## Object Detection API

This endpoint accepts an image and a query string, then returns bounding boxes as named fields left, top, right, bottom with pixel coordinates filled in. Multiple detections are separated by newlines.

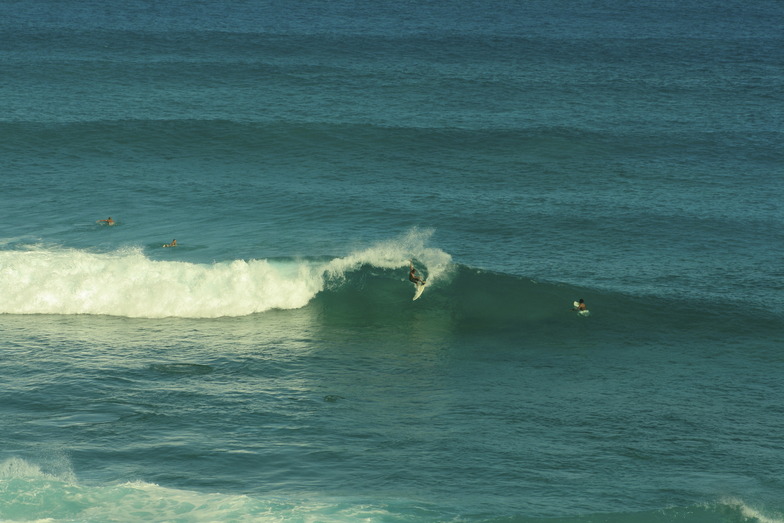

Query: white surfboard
left=413, top=282, right=426, bottom=301
left=573, top=301, right=590, bottom=316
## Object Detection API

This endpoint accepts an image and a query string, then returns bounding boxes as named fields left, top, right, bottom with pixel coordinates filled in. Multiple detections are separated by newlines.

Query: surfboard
left=413, top=281, right=426, bottom=301
left=573, top=301, right=590, bottom=316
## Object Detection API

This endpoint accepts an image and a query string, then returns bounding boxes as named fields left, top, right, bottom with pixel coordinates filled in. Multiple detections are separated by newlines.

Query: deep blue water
left=1, top=0, right=783, bottom=521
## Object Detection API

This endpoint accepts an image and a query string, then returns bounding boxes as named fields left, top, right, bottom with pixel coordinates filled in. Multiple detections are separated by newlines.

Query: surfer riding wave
left=409, top=261, right=425, bottom=286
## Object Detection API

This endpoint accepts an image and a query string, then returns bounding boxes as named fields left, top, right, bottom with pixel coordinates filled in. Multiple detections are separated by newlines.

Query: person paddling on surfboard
left=163, top=239, right=177, bottom=248
left=409, top=261, right=425, bottom=286
left=98, top=217, right=115, bottom=226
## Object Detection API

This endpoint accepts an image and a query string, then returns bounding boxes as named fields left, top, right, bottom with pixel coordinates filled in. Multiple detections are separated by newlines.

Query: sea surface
left=1, top=0, right=783, bottom=521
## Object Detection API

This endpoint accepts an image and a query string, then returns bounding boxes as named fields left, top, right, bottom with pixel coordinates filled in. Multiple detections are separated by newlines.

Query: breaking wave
left=0, top=230, right=452, bottom=319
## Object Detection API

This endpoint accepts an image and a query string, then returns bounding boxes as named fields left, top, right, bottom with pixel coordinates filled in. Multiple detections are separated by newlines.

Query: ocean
left=1, top=0, right=783, bottom=521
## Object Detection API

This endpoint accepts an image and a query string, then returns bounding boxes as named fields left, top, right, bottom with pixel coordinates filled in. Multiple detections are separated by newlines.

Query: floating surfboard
left=573, top=301, right=590, bottom=316
left=413, top=281, right=426, bottom=301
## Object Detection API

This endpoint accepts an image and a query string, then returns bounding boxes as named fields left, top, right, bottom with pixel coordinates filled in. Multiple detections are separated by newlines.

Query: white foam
left=0, top=246, right=320, bottom=318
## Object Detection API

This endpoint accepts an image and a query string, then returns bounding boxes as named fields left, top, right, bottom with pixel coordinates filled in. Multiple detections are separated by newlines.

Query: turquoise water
left=1, top=0, right=783, bottom=521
